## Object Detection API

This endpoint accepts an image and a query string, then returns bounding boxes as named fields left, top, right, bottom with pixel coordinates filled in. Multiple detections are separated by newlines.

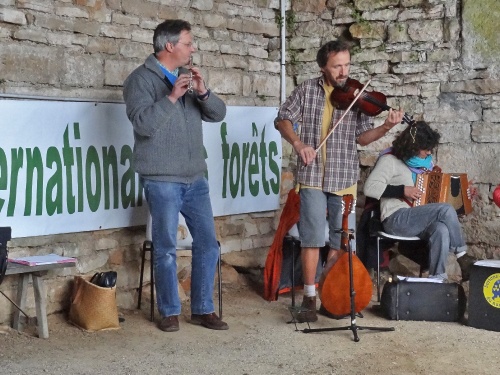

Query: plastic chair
left=375, top=231, right=421, bottom=302
left=137, top=214, right=223, bottom=321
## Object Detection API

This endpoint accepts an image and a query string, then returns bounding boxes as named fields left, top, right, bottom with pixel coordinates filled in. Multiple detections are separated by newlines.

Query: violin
left=318, top=195, right=372, bottom=316
left=330, top=78, right=415, bottom=126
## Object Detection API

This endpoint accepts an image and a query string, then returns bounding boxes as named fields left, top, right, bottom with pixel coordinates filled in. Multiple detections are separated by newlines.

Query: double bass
left=318, top=195, right=373, bottom=316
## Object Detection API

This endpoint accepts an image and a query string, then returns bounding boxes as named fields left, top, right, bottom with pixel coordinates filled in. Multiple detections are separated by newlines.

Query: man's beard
left=336, top=77, right=348, bottom=86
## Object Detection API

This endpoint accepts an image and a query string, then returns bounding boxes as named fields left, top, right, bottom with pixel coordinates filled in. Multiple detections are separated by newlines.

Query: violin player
left=274, top=40, right=404, bottom=323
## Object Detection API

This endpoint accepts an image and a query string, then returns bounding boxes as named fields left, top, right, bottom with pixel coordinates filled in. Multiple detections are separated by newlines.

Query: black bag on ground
left=90, top=271, right=117, bottom=288
left=380, top=279, right=466, bottom=322
left=0, top=227, right=12, bottom=285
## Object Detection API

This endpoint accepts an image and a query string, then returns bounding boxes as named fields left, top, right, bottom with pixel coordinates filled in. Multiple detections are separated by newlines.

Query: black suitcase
left=380, top=279, right=466, bottom=321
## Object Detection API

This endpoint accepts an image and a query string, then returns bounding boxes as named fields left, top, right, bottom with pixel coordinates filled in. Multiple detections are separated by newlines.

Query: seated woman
left=363, top=121, right=476, bottom=281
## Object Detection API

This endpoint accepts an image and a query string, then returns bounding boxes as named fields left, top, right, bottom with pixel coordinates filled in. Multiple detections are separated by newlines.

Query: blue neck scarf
left=405, top=155, right=434, bottom=183
left=155, top=59, right=178, bottom=85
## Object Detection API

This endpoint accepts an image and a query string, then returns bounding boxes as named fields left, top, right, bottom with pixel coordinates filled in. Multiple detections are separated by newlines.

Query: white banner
left=0, top=100, right=281, bottom=238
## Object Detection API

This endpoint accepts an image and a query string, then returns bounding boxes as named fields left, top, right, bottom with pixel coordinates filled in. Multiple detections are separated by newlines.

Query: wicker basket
left=69, top=275, right=120, bottom=331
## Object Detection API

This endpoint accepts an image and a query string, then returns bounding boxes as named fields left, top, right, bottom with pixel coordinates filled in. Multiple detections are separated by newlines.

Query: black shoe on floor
left=296, top=296, right=318, bottom=323
left=457, top=253, right=477, bottom=281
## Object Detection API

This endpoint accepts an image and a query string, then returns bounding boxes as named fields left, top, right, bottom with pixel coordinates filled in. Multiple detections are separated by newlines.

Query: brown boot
left=296, top=296, right=318, bottom=323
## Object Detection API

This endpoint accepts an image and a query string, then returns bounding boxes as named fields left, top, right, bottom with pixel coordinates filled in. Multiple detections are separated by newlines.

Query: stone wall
left=1, top=0, right=500, bottom=323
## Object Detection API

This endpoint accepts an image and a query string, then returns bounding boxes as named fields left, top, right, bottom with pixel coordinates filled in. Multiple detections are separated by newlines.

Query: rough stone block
left=104, top=59, right=141, bottom=86
left=120, top=42, right=151, bottom=59
left=122, top=0, right=159, bottom=18
left=424, top=96, right=481, bottom=123
left=472, top=122, right=500, bottom=143
left=248, top=46, right=268, bottom=59
left=252, top=74, right=280, bottom=97
left=0, top=8, right=27, bottom=25
left=100, top=24, right=132, bottom=40
left=192, top=0, right=214, bottom=11
left=408, top=20, right=443, bottom=42
left=355, top=0, right=399, bottom=11
left=0, top=43, right=62, bottom=84
left=349, top=22, right=386, bottom=40
left=131, top=29, right=153, bottom=44
left=437, top=143, right=500, bottom=184
left=17, top=0, right=53, bottom=13
left=55, top=5, right=89, bottom=19
left=86, top=37, right=119, bottom=54
left=13, top=28, right=48, bottom=43
left=112, top=12, right=139, bottom=26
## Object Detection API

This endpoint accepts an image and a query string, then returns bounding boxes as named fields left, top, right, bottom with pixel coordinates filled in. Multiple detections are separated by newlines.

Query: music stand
left=302, top=228, right=394, bottom=342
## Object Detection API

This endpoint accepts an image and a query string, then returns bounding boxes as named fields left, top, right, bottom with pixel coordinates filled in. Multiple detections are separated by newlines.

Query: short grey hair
left=153, top=19, right=191, bottom=53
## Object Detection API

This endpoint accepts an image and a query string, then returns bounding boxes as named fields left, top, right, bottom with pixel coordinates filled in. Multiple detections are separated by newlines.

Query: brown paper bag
left=69, top=275, right=120, bottom=331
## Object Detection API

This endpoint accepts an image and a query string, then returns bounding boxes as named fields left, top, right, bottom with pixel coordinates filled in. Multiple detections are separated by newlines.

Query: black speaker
left=468, top=261, right=500, bottom=332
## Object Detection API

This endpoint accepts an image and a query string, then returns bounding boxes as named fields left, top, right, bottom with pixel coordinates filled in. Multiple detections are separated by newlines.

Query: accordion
left=414, top=172, right=472, bottom=215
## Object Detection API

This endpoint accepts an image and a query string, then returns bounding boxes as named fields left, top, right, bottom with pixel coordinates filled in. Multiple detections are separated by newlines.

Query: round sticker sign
left=483, top=273, right=500, bottom=309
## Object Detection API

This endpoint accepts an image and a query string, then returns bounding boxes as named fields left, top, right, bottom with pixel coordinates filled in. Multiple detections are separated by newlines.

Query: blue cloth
left=156, top=61, right=178, bottom=85
left=142, top=176, right=219, bottom=317
left=405, top=155, right=434, bottom=183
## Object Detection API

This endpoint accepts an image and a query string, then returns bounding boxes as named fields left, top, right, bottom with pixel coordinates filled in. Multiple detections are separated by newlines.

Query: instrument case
left=380, top=279, right=466, bottom=322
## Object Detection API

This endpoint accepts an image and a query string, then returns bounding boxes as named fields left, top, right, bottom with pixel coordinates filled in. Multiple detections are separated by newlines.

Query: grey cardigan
left=123, top=54, right=226, bottom=182
left=363, top=154, right=414, bottom=221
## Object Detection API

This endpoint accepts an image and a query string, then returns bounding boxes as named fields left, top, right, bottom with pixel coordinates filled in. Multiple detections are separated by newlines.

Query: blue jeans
left=142, top=176, right=219, bottom=317
left=383, top=203, right=467, bottom=278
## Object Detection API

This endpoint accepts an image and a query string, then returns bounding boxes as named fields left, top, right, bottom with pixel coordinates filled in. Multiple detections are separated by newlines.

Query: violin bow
left=315, top=78, right=372, bottom=153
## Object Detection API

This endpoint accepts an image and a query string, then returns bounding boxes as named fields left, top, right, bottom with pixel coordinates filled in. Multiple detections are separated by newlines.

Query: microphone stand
left=302, top=225, right=394, bottom=342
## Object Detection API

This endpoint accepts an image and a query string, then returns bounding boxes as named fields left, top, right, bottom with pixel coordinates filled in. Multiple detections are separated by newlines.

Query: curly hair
left=392, top=121, right=440, bottom=161
left=316, top=40, right=352, bottom=68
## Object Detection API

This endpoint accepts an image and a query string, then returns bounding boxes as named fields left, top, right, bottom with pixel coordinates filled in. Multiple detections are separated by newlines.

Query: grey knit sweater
left=123, top=54, right=226, bottom=182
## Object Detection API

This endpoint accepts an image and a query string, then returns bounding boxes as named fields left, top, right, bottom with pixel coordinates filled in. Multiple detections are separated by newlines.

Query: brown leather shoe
left=159, top=315, right=179, bottom=332
left=296, top=296, right=318, bottom=323
left=190, top=313, right=229, bottom=330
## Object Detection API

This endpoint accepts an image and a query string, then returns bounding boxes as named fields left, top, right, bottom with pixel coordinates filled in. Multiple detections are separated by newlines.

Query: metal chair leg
left=138, top=240, right=155, bottom=322
left=377, top=236, right=381, bottom=302
left=137, top=241, right=147, bottom=309
left=217, top=241, right=223, bottom=319
left=149, top=243, right=155, bottom=322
